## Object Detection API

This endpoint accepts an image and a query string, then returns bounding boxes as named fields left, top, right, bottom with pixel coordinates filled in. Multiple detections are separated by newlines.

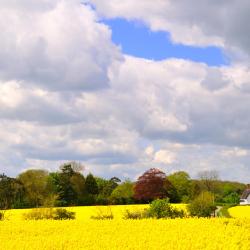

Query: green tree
left=167, top=171, right=192, bottom=202
left=0, top=174, right=24, bottom=209
left=57, top=164, right=78, bottom=206
left=85, top=173, right=98, bottom=195
left=18, top=169, right=50, bottom=207
left=146, top=198, right=185, bottom=219
left=70, top=172, right=86, bottom=204
left=96, top=177, right=120, bottom=197
left=110, top=180, right=134, bottom=204
left=188, top=191, right=216, bottom=217
left=198, top=170, right=219, bottom=193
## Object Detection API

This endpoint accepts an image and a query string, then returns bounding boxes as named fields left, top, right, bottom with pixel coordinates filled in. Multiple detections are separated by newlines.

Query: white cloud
left=1, top=1, right=250, bottom=183
left=154, top=150, right=176, bottom=164
left=0, top=0, right=122, bottom=90
left=201, top=67, right=229, bottom=91
left=221, top=148, right=248, bottom=158
left=1, top=55, right=250, bottom=181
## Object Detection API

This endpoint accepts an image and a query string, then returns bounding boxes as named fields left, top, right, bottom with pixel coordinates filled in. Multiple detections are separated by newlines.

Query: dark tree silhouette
left=0, top=174, right=24, bottom=209
left=85, top=173, right=99, bottom=195
left=134, top=168, right=170, bottom=202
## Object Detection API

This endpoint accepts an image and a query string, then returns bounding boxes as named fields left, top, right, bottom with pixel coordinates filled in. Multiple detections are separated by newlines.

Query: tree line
left=0, top=162, right=247, bottom=209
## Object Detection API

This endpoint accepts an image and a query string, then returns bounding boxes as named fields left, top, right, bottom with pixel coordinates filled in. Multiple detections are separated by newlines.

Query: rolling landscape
left=0, top=0, right=250, bottom=249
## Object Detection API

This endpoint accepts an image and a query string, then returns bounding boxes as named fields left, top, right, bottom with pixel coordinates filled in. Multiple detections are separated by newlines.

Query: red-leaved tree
left=134, top=168, right=171, bottom=202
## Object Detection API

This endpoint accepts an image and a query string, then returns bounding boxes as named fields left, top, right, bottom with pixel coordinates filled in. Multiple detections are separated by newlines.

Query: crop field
left=228, top=206, right=250, bottom=218
left=1, top=205, right=250, bottom=250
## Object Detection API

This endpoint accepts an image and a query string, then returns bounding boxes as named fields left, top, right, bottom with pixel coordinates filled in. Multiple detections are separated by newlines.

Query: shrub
left=23, top=208, right=54, bottom=220
left=91, top=206, right=114, bottom=220
left=123, top=199, right=186, bottom=220
left=23, top=208, right=75, bottom=220
left=123, top=209, right=146, bottom=219
left=146, top=199, right=185, bottom=219
left=53, top=208, right=75, bottom=220
left=188, top=192, right=217, bottom=218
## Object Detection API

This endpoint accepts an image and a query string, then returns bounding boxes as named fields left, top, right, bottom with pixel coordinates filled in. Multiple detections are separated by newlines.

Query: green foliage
left=188, top=192, right=217, bottom=218
left=123, top=209, right=146, bottom=219
left=122, top=199, right=185, bottom=219
left=42, top=194, right=59, bottom=208
left=57, top=165, right=78, bottom=205
left=56, top=163, right=86, bottom=206
left=70, top=173, right=86, bottom=204
left=0, top=167, right=247, bottom=208
left=198, top=170, right=219, bottom=193
left=23, top=208, right=54, bottom=220
left=167, top=171, right=192, bottom=202
left=18, top=169, right=50, bottom=207
left=85, top=174, right=98, bottom=195
left=80, top=194, right=96, bottom=205
left=222, top=192, right=240, bottom=204
left=110, top=180, right=134, bottom=204
left=91, top=207, right=114, bottom=220
left=94, top=177, right=122, bottom=204
left=217, top=204, right=236, bottom=218
left=146, top=199, right=185, bottom=219
left=23, top=208, right=75, bottom=220
left=53, top=208, right=75, bottom=220
left=0, top=174, right=24, bottom=209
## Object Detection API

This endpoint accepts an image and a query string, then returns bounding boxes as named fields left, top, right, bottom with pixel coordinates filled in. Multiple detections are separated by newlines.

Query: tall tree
left=18, top=169, right=49, bottom=207
left=57, top=163, right=79, bottom=206
left=85, top=173, right=99, bottom=195
left=198, top=170, right=219, bottom=193
left=134, top=168, right=170, bottom=202
left=70, top=172, right=86, bottom=203
left=110, top=180, right=134, bottom=204
left=0, top=174, right=24, bottom=209
left=167, top=171, right=192, bottom=202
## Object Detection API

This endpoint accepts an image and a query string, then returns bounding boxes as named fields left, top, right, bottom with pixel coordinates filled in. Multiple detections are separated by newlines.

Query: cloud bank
left=0, top=0, right=250, bottom=183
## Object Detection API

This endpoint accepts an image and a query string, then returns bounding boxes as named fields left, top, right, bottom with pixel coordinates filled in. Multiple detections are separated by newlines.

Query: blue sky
left=104, top=18, right=227, bottom=66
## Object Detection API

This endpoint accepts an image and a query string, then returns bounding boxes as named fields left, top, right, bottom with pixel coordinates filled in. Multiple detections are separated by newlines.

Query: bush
left=188, top=192, right=217, bottom=218
left=123, top=209, right=146, bottom=219
left=53, top=208, right=75, bottom=220
left=146, top=199, right=185, bottom=219
left=23, top=208, right=54, bottom=220
left=91, top=206, right=114, bottom=220
left=23, top=208, right=75, bottom=220
left=122, top=199, right=185, bottom=219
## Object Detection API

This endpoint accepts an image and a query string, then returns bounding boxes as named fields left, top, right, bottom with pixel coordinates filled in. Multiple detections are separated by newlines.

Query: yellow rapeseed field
left=1, top=205, right=250, bottom=250
left=228, top=206, right=250, bottom=218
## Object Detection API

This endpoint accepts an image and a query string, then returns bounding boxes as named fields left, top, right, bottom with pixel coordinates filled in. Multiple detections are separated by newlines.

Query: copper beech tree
left=134, top=168, right=172, bottom=202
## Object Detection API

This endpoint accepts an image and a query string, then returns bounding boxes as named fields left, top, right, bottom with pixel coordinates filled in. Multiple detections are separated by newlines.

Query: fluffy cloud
left=2, top=55, right=250, bottom=181
left=0, top=0, right=121, bottom=90
left=154, top=150, right=176, bottom=164
left=1, top=1, right=250, bottom=182
left=201, top=68, right=229, bottom=91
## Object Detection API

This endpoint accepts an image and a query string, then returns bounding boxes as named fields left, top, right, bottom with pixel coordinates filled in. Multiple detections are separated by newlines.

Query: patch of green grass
left=218, top=205, right=236, bottom=218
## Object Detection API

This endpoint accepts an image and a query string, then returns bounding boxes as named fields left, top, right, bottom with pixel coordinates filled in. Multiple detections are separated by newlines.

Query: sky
left=0, top=0, right=250, bottom=183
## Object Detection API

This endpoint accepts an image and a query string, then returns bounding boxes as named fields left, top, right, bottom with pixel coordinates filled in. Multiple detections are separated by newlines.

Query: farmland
left=228, top=206, right=250, bottom=219
left=1, top=205, right=250, bottom=250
